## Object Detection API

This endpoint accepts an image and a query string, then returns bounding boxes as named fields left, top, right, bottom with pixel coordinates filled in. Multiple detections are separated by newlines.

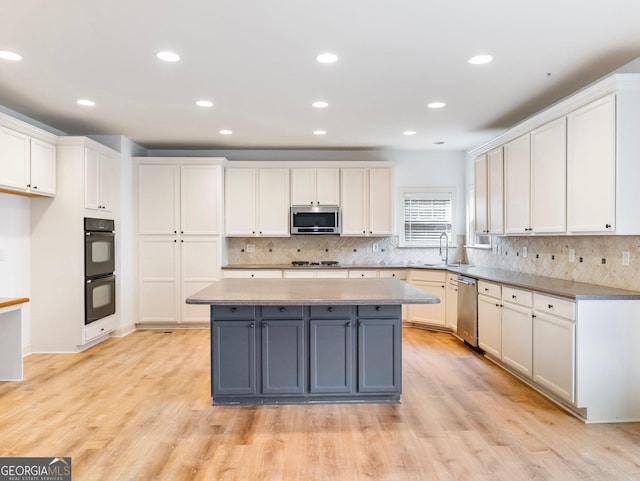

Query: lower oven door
left=85, top=275, right=116, bottom=325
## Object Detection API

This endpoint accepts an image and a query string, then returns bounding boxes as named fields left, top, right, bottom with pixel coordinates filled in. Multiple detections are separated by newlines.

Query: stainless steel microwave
left=290, top=206, right=341, bottom=234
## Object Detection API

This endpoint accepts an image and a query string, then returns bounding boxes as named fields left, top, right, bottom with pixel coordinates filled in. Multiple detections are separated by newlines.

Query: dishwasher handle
left=457, top=277, right=476, bottom=286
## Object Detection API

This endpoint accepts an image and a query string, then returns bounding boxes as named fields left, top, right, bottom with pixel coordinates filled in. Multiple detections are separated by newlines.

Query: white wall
left=0, top=194, right=31, bottom=353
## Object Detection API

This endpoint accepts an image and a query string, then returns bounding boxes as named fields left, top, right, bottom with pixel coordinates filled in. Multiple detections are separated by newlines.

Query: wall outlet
left=522, top=246, right=527, bottom=258
left=372, top=243, right=379, bottom=252
left=569, top=249, right=575, bottom=262
left=246, top=244, right=256, bottom=253
left=622, top=251, right=630, bottom=267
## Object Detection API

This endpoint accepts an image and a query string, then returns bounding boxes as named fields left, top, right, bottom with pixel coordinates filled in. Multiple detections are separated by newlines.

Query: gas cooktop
left=291, top=261, right=340, bottom=267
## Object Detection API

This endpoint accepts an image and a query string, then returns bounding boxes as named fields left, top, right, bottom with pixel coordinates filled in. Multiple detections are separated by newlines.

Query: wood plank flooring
left=1, top=328, right=639, bottom=480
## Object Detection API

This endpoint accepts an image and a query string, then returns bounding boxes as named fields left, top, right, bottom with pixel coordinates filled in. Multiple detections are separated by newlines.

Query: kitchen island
left=187, top=278, right=439, bottom=405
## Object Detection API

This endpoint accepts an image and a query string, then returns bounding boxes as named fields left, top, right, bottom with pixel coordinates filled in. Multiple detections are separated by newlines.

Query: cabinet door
left=0, top=127, right=30, bottom=192
left=138, top=237, right=180, bottom=323
left=501, top=302, right=533, bottom=377
left=257, top=168, right=290, bottom=236
left=99, top=154, right=113, bottom=211
left=408, top=281, right=446, bottom=326
left=290, top=168, right=315, bottom=205
left=261, top=319, right=305, bottom=394
left=181, top=164, right=221, bottom=235
left=474, top=154, right=488, bottom=234
left=181, top=237, right=220, bottom=322
left=340, top=168, right=368, bottom=235
left=310, top=319, right=354, bottom=393
left=504, top=134, right=531, bottom=234
left=531, top=117, right=566, bottom=233
left=358, top=318, right=401, bottom=393
left=446, top=282, right=458, bottom=331
left=487, top=147, right=504, bottom=234
left=567, top=94, right=616, bottom=233
left=30, top=139, right=56, bottom=195
left=533, top=312, right=575, bottom=403
left=224, top=168, right=257, bottom=236
left=212, top=321, right=257, bottom=396
left=138, top=164, right=179, bottom=235
left=368, top=168, right=393, bottom=235
left=478, top=295, right=502, bottom=358
left=84, top=149, right=101, bottom=210
left=315, top=168, right=340, bottom=205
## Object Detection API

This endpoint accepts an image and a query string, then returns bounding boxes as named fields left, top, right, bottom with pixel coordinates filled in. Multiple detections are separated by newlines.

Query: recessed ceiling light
left=468, top=54, right=493, bottom=65
left=196, top=100, right=213, bottom=108
left=428, top=102, right=446, bottom=109
left=313, top=130, right=327, bottom=135
left=157, top=51, right=180, bottom=62
left=434, top=141, right=446, bottom=145
left=312, top=101, right=329, bottom=108
left=316, top=53, right=338, bottom=64
left=0, top=50, right=22, bottom=61
left=76, top=99, right=96, bottom=107
left=403, top=130, right=417, bottom=136
left=219, top=129, right=233, bottom=135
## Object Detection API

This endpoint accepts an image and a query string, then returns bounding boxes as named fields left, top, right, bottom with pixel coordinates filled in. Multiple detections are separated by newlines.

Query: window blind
left=403, top=192, right=452, bottom=245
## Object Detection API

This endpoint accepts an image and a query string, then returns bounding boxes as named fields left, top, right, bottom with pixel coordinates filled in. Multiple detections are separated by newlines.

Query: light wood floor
left=1, top=328, right=639, bottom=481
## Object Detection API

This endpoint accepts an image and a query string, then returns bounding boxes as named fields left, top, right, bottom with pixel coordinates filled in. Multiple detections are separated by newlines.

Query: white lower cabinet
left=407, top=270, right=446, bottom=327
left=477, top=280, right=502, bottom=358
left=501, top=286, right=533, bottom=377
left=223, top=270, right=283, bottom=279
left=138, top=237, right=220, bottom=324
left=445, top=274, right=458, bottom=331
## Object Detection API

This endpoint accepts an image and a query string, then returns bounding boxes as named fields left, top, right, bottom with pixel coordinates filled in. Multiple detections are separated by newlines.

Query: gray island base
left=187, top=278, right=440, bottom=405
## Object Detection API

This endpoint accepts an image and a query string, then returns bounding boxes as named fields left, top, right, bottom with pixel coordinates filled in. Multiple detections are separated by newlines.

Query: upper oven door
left=85, top=232, right=115, bottom=278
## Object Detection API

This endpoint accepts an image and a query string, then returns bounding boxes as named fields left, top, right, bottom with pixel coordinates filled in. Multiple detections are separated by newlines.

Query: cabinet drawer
left=478, top=280, right=501, bottom=299
left=211, top=305, right=255, bottom=319
left=261, top=305, right=304, bottom=319
left=502, top=286, right=532, bottom=307
left=348, top=270, right=378, bottom=278
left=378, top=269, right=407, bottom=280
left=310, top=305, right=352, bottom=318
left=358, top=305, right=401, bottom=318
left=533, top=293, right=575, bottom=320
left=408, top=269, right=446, bottom=282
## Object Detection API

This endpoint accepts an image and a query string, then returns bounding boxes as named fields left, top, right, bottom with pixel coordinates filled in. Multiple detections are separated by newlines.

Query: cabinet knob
left=328, top=306, right=334, bottom=312
left=495, top=303, right=500, bottom=307
left=361, top=274, right=365, bottom=277
left=27, top=184, right=31, bottom=188
left=346, top=322, right=351, bottom=327
left=279, top=307, right=286, bottom=312
left=251, top=274, right=254, bottom=278
left=548, top=304, right=553, bottom=309
left=484, top=288, right=489, bottom=291
left=605, top=224, right=612, bottom=229
left=249, top=323, right=255, bottom=328
left=375, top=306, right=381, bottom=311
left=263, top=323, right=269, bottom=327
left=512, top=295, right=517, bottom=299
left=392, top=274, right=396, bottom=277
left=230, top=307, right=237, bottom=312
left=33, top=185, right=38, bottom=190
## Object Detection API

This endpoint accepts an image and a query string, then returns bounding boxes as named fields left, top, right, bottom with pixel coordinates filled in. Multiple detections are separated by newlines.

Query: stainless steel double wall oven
left=84, top=217, right=116, bottom=325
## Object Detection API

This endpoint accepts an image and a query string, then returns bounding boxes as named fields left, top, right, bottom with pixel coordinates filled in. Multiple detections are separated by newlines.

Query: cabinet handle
left=375, top=306, right=382, bottom=311
left=532, top=314, right=536, bottom=319
left=249, top=323, right=255, bottom=328
left=605, top=224, right=612, bottom=229
left=346, top=322, right=351, bottom=327
left=279, top=307, right=286, bottom=312
left=230, top=307, right=237, bottom=312
left=328, top=306, right=334, bottom=312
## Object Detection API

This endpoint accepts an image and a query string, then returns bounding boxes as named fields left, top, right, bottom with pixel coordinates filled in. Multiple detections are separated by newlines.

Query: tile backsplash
left=466, top=235, right=640, bottom=291
left=227, top=235, right=466, bottom=266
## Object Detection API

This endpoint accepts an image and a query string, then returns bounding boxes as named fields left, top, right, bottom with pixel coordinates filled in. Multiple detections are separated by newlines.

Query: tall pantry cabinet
left=135, top=158, right=225, bottom=326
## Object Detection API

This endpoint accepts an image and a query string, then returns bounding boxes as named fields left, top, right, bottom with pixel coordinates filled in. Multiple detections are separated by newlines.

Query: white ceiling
left=1, top=0, right=640, bottom=152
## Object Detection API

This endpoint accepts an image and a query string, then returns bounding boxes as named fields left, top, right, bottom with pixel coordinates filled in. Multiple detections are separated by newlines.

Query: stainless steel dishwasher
left=457, top=276, right=479, bottom=348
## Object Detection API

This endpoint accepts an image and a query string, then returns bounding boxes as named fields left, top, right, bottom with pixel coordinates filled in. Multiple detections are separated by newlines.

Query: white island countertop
left=186, top=278, right=440, bottom=306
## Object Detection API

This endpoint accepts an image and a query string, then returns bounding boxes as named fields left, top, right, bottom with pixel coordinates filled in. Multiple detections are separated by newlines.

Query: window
left=401, top=190, right=453, bottom=247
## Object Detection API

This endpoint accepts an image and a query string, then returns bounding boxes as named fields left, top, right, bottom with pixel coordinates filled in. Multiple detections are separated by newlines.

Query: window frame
left=398, top=187, right=456, bottom=248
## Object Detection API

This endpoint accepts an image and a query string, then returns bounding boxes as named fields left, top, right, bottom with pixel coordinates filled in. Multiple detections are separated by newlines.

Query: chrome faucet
left=439, top=232, right=449, bottom=265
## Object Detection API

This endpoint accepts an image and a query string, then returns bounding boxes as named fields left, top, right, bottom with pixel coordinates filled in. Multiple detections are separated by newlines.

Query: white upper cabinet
left=290, top=167, right=340, bottom=206
left=225, top=167, right=290, bottom=237
left=341, top=167, right=393, bottom=236
left=138, top=164, right=180, bottom=235
left=487, top=147, right=504, bottom=234
left=474, top=154, right=488, bottom=234
left=181, top=164, right=221, bottom=235
left=567, top=94, right=616, bottom=233
left=531, top=117, right=567, bottom=233
left=0, top=126, right=56, bottom=196
left=85, top=148, right=113, bottom=211
left=29, top=138, right=56, bottom=195
left=503, top=134, right=531, bottom=234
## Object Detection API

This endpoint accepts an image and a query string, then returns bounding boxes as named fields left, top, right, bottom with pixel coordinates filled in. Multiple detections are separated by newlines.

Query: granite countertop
left=221, top=264, right=640, bottom=300
left=186, top=278, right=441, bottom=306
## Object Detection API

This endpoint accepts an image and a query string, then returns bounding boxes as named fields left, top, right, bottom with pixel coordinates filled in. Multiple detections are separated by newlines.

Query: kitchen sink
left=423, top=263, right=447, bottom=267
left=447, top=263, right=474, bottom=268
